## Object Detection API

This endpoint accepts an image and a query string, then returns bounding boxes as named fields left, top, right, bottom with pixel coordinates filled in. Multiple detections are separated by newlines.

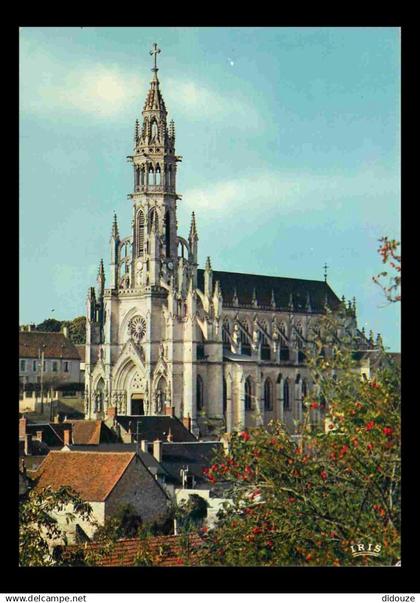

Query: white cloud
left=165, top=77, right=263, bottom=128
left=20, top=40, right=143, bottom=118
left=20, top=38, right=264, bottom=127
left=182, top=168, right=400, bottom=224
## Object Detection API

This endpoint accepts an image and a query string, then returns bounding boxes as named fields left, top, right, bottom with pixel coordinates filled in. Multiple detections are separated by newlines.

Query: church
left=84, top=44, right=366, bottom=437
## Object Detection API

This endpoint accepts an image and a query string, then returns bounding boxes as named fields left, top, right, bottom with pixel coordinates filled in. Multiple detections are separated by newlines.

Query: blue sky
left=19, top=27, right=401, bottom=351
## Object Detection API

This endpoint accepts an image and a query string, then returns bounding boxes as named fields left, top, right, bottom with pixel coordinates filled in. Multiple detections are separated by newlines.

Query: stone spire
left=169, top=119, right=175, bottom=141
left=134, top=119, right=139, bottom=144
left=288, top=292, right=294, bottom=312
left=189, top=211, right=198, bottom=242
left=271, top=289, right=276, bottom=309
left=97, top=258, right=105, bottom=296
left=111, top=212, right=119, bottom=240
left=232, top=287, right=239, bottom=306
left=143, top=43, right=167, bottom=115
left=305, top=291, right=312, bottom=312
left=110, top=213, right=120, bottom=290
left=252, top=288, right=258, bottom=308
left=204, top=257, right=213, bottom=298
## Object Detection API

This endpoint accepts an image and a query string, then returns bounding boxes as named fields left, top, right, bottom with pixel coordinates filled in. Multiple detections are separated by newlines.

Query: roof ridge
left=198, top=268, right=327, bottom=284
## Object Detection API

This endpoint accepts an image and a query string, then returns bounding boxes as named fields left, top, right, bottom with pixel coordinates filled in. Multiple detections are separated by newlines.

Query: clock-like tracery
left=128, top=315, right=147, bottom=342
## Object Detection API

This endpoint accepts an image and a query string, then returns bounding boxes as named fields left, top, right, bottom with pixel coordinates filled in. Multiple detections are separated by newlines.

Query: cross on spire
left=150, top=43, right=161, bottom=73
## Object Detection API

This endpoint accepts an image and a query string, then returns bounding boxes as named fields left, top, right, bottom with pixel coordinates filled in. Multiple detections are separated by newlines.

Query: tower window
left=197, top=375, right=204, bottom=411
left=137, top=210, right=144, bottom=257
left=165, top=211, right=171, bottom=257
left=264, top=378, right=273, bottom=411
left=283, top=378, right=290, bottom=411
left=245, top=376, right=254, bottom=411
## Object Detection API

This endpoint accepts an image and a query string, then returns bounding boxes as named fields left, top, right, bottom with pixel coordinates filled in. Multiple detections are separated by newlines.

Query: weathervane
left=323, top=262, right=328, bottom=283
left=150, top=43, right=161, bottom=73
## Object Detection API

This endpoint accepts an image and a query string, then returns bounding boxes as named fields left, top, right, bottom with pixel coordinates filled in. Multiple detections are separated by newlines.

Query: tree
left=175, top=494, right=208, bottom=532
left=33, top=316, right=86, bottom=344
left=19, top=482, right=94, bottom=567
left=64, top=316, right=86, bottom=344
left=372, top=237, right=401, bottom=303
left=93, top=504, right=143, bottom=542
left=35, top=318, right=62, bottom=332
left=195, top=243, right=401, bottom=567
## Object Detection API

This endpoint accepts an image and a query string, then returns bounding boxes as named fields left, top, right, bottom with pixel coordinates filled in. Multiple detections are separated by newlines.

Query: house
left=158, top=441, right=228, bottom=528
left=19, top=328, right=83, bottom=415
left=33, top=451, right=170, bottom=543
left=19, top=328, right=82, bottom=386
left=75, top=344, right=86, bottom=383
left=60, top=438, right=228, bottom=528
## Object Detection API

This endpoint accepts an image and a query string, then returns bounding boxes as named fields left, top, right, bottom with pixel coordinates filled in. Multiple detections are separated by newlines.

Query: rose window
left=128, top=315, right=147, bottom=342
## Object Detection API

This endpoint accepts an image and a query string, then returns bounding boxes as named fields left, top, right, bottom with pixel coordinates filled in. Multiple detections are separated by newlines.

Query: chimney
left=140, top=439, right=148, bottom=453
left=63, top=429, right=71, bottom=446
left=19, top=417, right=27, bottom=439
left=167, top=428, right=173, bottom=442
left=24, top=433, right=33, bottom=456
left=107, top=406, right=118, bottom=420
left=164, top=404, right=175, bottom=417
left=35, top=430, right=43, bottom=442
left=152, top=439, right=162, bottom=463
left=182, top=414, right=191, bottom=432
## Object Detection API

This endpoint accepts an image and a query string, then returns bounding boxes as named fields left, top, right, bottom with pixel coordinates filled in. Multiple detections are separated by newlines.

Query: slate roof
left=19, top=331, right=81, bottom=360
left=33, top=451, right=135, bottom=502
left=25, top=422, right=73, bottom=447
left=197, top=269, right=341, bottom=312
left=75, top=345, right=86, bottom=363
left=160, top=441, right=222, bottom=485
left=65, top=533, right=203, bottom=566
left=69, top=420, right=117, bottom=445
left=115, top=415, right=197, bottom=442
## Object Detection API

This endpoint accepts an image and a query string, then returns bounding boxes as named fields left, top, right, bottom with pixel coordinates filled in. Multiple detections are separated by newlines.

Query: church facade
left=84, top=45, right=366, bottom=436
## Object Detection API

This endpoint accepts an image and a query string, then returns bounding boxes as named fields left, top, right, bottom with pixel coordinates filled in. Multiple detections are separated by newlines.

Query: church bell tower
left=128, top=43, right=181, bottom=290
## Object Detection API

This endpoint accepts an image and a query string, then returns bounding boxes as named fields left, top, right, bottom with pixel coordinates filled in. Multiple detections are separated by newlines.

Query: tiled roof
left=116, top=415, right=197, bottom=442
left=75, top=345, right=86, bottom=363
left=69, top=420, right=116, bottom=445
left=64, top=444, right=170, bottom=478
left=66, top=533, right=203, bottom=566
left=197, top=269, right=341, bottom=312
left=161, top=441, right=222, bottom=485
left=33, top=451, right=135, bottom=502
left=19, top=331, right=81, bottom=360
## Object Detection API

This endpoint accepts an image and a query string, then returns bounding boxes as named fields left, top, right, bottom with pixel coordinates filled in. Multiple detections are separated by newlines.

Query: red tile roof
left=69, top=421, right=102, bottom=445
left=33, top=451, right=135, bottom=501
left=19, top=331, right=81, bottom=360
left=67, top=534, right=203, bottom=566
